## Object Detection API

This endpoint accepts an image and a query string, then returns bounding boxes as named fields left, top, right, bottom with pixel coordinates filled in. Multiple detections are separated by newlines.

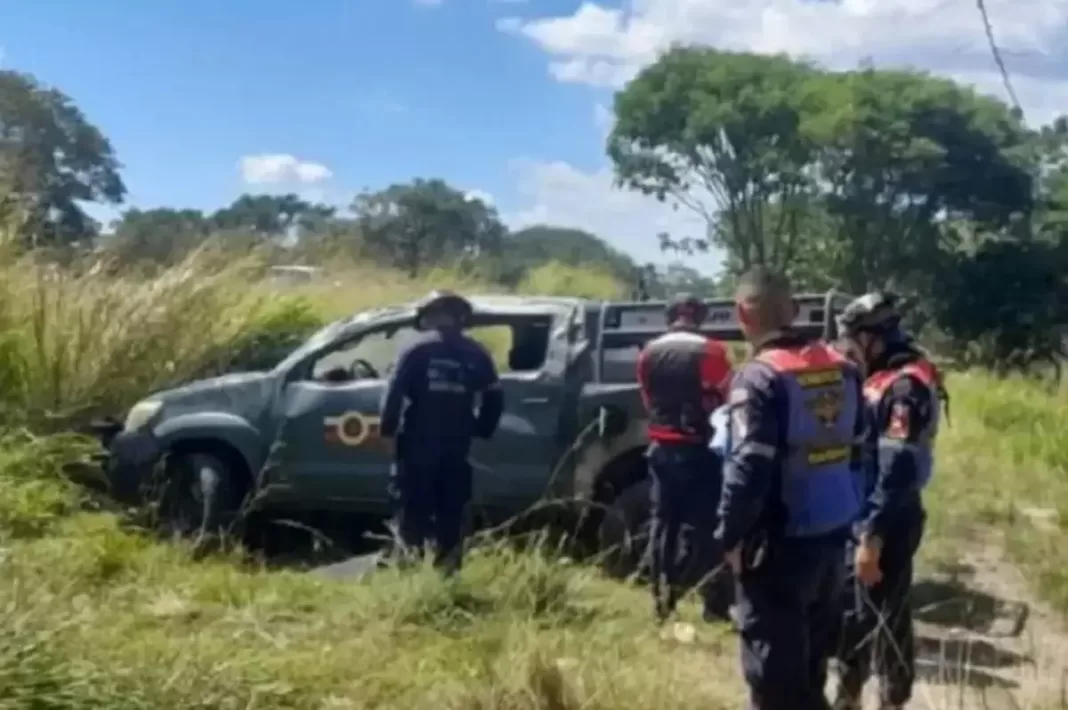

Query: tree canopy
left=608, top=47, right=1066, bottom=364
left=0, top=70, right=125, bottom=246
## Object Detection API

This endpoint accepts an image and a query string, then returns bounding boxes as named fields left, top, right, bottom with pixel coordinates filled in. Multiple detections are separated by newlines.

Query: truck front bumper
left=89, top=421, right=165, bottom=504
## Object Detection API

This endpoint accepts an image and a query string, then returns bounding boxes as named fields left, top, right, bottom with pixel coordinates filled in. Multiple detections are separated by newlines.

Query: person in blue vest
left=832, top=293, right=944, bottom=710
left=379, top=290, right=504, bottom=575
left=717, top=267, right=867, bottom=710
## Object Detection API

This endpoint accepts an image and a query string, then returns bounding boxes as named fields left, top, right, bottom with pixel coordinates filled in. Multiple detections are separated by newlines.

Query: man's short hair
left=734, top=267, right=794, bottom=329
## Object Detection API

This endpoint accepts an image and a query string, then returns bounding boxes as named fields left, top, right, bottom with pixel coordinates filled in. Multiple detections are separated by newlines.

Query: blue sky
left=1, top=0, right=1062, bottom=272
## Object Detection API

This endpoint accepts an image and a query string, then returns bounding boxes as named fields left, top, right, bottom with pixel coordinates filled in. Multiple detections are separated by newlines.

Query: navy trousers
left=735, top=532, right=848, bottom=710
left=836, top=514, right=925, bottom=707
left=389, top=451, right=473, bottom=573
left=647, top=441, right=732, bottom=621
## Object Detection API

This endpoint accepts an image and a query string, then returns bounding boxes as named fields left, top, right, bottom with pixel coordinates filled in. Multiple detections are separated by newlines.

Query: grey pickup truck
left=97, top=291, right=850, bottom=571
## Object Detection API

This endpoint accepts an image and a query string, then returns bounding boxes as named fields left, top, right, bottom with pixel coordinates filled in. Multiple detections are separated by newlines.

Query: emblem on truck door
left=323, top=411, right=381, bottom=447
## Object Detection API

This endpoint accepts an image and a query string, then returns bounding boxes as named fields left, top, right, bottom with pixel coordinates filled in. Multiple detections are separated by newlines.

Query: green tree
left=109, top=208, right=211, bottom=264
left=1031, top=116, right=1068, bottom=238
left=352, top=179, right=505, bottom=277
left=932, top=235, right=1066, bottom=372
left=608, top=47, right=822, bottom=272
left=210, top=193, right=335, bottom=239
left=498, top=225, right=637, bottom=286
left=806, top=68, right=1033, bottom=293
left=608, top=50, right=1035, bottom=299
left=0, top=70, right=125, bottom=247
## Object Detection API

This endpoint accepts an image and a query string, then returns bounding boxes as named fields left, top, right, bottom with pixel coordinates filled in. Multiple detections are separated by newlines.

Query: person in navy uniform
left=717, top=268, right=867, bottom=710
left=379, top=290, right=504, bottom=574
left=636, top=293, right=734, bottom=624
left=832, top=293, right=944, bottom=710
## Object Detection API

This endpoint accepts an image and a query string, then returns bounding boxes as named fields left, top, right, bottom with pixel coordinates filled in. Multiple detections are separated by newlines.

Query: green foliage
left=517, top=261, right=624, bottom=300
left=610, top=47, right=820, bottom=273
left=807, top=67, right=1033, bottom=294
left=106, top=195, right=339, bottom=267
left=212, top=193, right=335, bottom=238
left=638, top=262, right=724, bottom=299
left=932, top=237, right=1066, bottom=369
left=609, top=48, right=1061, bottom=363
left=204, top=298, right=327, bottom=375
left=353, top=179, right=506, bottom=277
left=0, top=70, right=126, bottom=247
left=108, top=208, right=213, bottom=265
left=499, top=225, right=638, bottom=287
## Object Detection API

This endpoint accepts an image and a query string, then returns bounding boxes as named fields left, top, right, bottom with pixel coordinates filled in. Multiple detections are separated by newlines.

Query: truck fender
left=152, top=412, right=264, bottom=475
left=572, top=416, right=648, bottom=500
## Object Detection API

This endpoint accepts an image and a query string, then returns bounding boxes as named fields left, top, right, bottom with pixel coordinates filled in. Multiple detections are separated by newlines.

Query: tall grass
left=0, top=244, right=508, bottom=427
left=927, top=373, right=1068, bottom=612
left=0, top=244, right=1065, bottom=707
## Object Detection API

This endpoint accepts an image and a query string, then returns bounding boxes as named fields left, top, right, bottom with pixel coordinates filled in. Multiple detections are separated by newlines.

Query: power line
left=974, top=0, right=1023, bottom=116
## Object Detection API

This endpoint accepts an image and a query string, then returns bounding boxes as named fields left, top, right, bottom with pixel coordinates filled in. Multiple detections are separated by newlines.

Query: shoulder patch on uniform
left=886, top=401, right=910, bottom=439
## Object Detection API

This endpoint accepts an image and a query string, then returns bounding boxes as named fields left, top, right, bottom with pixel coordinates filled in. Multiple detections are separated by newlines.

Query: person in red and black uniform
left=637, top=293, right=734, bottom=624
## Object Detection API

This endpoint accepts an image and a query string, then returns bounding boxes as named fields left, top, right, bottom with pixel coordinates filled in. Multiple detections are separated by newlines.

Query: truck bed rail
left=590, top=290, right=854, bottom=383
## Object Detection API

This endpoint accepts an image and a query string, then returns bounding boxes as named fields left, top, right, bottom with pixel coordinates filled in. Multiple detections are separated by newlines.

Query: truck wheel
left=158, top=451, right=241, bottom=546
left=598, top=477, right=652, bottom=579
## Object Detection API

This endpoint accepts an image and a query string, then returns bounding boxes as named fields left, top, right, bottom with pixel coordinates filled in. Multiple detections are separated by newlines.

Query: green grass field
left=0, top=246, right=1065, bottom=709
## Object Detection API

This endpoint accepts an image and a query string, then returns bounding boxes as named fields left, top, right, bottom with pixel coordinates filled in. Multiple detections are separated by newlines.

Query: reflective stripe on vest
left=863, top=359, right=939, bottom=491
left=757, top=343, right=862, bottom=538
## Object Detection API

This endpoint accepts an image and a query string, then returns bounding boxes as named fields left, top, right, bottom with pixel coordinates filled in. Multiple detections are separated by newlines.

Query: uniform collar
left=752, top=328, right=811, bottom=354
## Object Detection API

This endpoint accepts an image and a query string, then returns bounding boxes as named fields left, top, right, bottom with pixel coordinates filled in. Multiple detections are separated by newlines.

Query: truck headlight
left=124, top=400, right=162, bottom=432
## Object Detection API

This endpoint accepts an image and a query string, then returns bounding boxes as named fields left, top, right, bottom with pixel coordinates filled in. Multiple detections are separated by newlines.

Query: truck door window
left=310, top=325, right=422, bottom=382
left=468, top=320, right=551, bottom=374
left=308, top=317, right=554, bottom=382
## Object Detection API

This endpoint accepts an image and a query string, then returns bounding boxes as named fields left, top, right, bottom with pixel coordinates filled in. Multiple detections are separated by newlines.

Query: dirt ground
left=847, top=534, right=1068, bottom=709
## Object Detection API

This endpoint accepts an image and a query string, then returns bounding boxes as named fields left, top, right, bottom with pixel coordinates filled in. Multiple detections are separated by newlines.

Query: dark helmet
left=666, top=292, right=708, bottom=325
left=837, top=291, right=903, bottom=337
left=415, top=290, right=474, bottom=330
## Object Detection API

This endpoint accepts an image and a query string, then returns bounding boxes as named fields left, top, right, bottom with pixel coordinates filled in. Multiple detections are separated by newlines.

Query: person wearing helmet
left=717, top=268, right=866, bottom=710
left=831, top=292, right=943, bottom=710
left=636, top=292, right=734, bottom=624
left=379, top=290, right=504, bottom=575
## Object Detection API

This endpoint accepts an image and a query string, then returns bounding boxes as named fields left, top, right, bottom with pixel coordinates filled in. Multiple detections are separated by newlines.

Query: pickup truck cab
left=101, top=292, right=849, bottom=572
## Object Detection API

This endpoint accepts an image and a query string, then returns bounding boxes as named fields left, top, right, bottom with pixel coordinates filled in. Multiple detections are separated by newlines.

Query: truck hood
left=154, top=371, right=277, bottom=419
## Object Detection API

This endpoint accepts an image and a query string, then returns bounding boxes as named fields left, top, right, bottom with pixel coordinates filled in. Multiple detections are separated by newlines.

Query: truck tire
left=598, top=477, right=652, bottom=579
left=158, top=451, right=241, bottom=546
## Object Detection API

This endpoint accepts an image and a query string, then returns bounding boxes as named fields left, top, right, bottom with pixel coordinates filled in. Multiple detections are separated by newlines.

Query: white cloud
left=498, top=0, right=1068, bottom=272
left=502, top=159, right=720, bottom=271
left=500, top=0, right=1068, bottom=116
left=238, top=154, right=333, bottom=186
